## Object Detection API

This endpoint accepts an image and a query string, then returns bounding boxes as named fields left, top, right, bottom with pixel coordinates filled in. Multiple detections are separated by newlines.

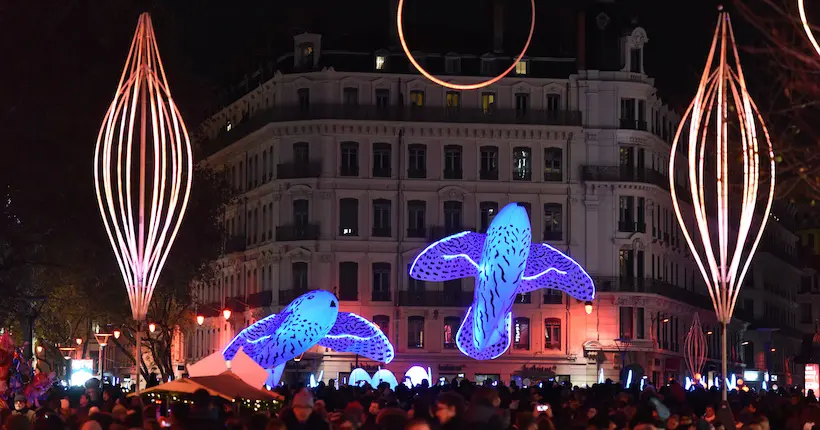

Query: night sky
left=1, top=0, right=730, bottom=198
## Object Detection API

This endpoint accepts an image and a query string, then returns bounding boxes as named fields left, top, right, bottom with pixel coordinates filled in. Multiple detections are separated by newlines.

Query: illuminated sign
left=71, top=359, right=94, bottom=387
left=806, top=364, right=819, bottom=395
left=409, top=203, right=595, bottom=360
left=743, top=370, right=760, bottom=382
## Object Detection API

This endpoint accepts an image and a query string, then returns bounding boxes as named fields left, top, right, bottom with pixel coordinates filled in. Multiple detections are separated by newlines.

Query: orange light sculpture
left=93, top=13, right=194, bottom=394
left=669, top=9, right=775, bottom=400
left=396, top=0, right=535, bottom=90
left=684, top=313, right=708, bottom=386
left=799, top=0, right=820, bottom=56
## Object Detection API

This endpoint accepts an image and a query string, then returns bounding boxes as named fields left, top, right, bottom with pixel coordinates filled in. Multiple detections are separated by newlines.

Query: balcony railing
left=275, top=224, right=320, bottom=241
left=582, top=166, right=692, bottom=203
left=277, top=161, right=321, bottom=179
left=429, top=225, right=475, bottom=240
left=619, top=118, right=649, bottom=131
left=480, top=169, right=499, bottom=180
left=407, top=168, right=427, bottom=179
left=246, top=290, right=274, bottom=308
left=407, top=227, right=427, bottom=238
left=543, top=231, right=563, bottom=241
left=398, top=290, right=473, bottom=307
left=544, top=171, right=563, bottom=182
left=340, top=166, right=359, bottom=177
left=371, top=291, right=391, bottom=302
left=279, top=289, right=308, bottom=305
left=202, top=104, right=583, bottom=156
left=225, top=235, right=246, bottom=254
left=443, top=169, right=463, bottom=180
left=372, top=226, right=392, bottom=237
left=618, top=221, right=647, bottom=233
left=372, top=167, right=392, bottom=178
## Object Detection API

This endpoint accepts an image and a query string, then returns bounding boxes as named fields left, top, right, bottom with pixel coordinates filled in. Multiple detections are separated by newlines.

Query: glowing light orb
left=409, top=203, right=594, bottom=360
left=404, top=366, right=432, bottom=387
left=669, top=11, right=774, bottom=401
left=222, top=290, right=393, bottom=386
left=396, top=0, right=535, bottom=90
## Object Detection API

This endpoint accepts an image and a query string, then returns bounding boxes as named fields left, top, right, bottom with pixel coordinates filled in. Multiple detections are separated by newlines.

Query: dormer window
left=481, top=58, right=495, bottom=76
left=226, top=120, right=233, bottom=132
left=630, top=48, right=642, bottom=73
left=298, top=42, right=315, bottom=67
left=623, top=27, right=648, bottom=74
left=409, top=52, right=426, bottom=73
left=515, top=60, right=529, bottom=75
left=376, top=55, right=386, bottom=71
left=445, top=55, right=461, bottom=74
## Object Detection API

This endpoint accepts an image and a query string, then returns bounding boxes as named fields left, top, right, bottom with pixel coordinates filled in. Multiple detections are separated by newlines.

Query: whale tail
left=455, top=306, right=511, bottom=360
left=222, top=332, right=246, bottom=361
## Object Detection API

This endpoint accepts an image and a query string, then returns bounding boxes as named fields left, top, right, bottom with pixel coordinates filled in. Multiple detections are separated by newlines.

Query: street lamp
left=75, top=338, right=83, bottom=346
left=58, top=347, right=75, bottom=360
left=93, top=333, right=113, bottom=389
left=584, top=301, right=593, bottom=315
left=223, top=309, right=232, bottom=321
left=35, top=345, right=43, bottom=355
left=148, top=323, right=156, bottom=333
left=196, top=315, right=205, bottom=326
left=113, top=330, right=121, bottom=340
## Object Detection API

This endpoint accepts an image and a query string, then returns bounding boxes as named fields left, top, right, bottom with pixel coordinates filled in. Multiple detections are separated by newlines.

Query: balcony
left=544, top=171, right=562, bottom=182
left=619, top=118, right=649, bottom=131
left=513, top=170, right=532, bottom=181
left=340, top=166, right=359, bottom=177
left=225, top=235, right=246, bottom=253
left=371, top=291, right=391, bottom=302
left=582, top=166, right=691, bottom=203
left=277, top=161, right=321, bottom=179
left=480, top=169, right=499, bottom=180
left=202, top=104, right=583, bottom=156
left=246, top=290, right=274, bottom=308
left=543, top=230, right=563, bottom=241
left=372, top=226, right=392, bottom=237
left=275, top=224, right=320, bottom=241
left=407, top=168, right=427, bottom=179
left=443, top=169, right=463, bottom=180
left=618, top=221, right=646, bottom=233
left=372, top=167, right=392, bottom=178
left=428, top=225, right=474, bottom=239
left=407, top=227, right=427, bottom=238
left=398, top=290, right=473, bottom=307
left=278, top=289, right=308, bottom=305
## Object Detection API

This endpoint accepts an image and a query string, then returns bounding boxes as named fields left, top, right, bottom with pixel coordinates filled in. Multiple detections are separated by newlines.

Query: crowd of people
left=3, top=377, right=820, bottom=430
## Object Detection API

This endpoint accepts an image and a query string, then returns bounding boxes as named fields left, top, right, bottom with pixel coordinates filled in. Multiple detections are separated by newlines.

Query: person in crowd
left=280, top=389, right=331, bottom=430
left=434, top=392, right=465, bottom=430
left=11, top=395, right=35, bottom=423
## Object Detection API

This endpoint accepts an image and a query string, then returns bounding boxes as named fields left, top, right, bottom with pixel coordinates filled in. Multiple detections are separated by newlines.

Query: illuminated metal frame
left=799, top=0, right=820, bottom=56
left=669, top=9, right=775, bottom=400
left=396, top=0, right=535, bottom=90
left=93, top=13, right=194, bottom=393
left=684, top=313, right=708, bottom=383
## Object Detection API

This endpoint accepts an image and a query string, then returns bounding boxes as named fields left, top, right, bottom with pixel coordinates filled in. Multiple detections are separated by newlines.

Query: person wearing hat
left=280, top=389, right=330, bottom=430
left=11, top=394, right=35, bottom=423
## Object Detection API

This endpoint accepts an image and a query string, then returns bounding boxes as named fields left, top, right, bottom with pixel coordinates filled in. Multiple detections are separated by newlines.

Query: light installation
left=409, top=203, right=595, bottom=360
left=223, top=290, right=394, bottom=386
left=669, top=10, right=776, bottom=401
left=346, top=368, right=399, bottom=390
left=799, top=0, right=820, bottom=57
left=684, top=313, right=707, bottom=386
left=404, top=366, right=432, bottom=388
left=93, top=13, right=194, bottom=393
left=396, top=0, right=535, bottom=90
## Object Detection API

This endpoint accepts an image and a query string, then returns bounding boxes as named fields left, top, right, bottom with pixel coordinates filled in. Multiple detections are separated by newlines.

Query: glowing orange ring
left=396, top=0, right=536, bottom=90
left=799, top=0, right=820, bottom=57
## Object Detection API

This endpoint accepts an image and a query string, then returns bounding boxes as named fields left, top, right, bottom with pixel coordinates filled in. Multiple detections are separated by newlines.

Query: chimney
left=493, top=0, right=504, bottom=53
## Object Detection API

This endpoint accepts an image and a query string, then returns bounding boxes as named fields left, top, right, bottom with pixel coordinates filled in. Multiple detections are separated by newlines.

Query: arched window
left=443, top=317, right=460, bottom=349
left=408, top=316, right=425, bottom=349
left=513, top=317, right=530, bottom=350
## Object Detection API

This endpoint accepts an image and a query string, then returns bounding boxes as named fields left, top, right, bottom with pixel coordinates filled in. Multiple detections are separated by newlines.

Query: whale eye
left=330, top=301, right=337, bottom=308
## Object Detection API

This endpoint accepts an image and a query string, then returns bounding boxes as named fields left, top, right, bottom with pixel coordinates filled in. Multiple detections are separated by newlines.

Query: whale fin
left=409, top=231, right=485, bottom=281
left=222, top=312, right=284, bottom=361
left=517, top=243, right=596, bottom=301
left=455, top=306, right=511, bottom=360
left=266, top=363, right=286, bottom=387
left=317, top=312, right=395, bottom=364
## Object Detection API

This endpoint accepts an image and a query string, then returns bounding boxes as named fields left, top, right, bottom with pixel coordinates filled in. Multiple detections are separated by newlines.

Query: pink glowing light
left=669, top=10, right=775, bottom=400
left=93, top=12, right=194, bottom=323
left=684, top=313, right=708, bottom=383
left=396, top=0, right=535, bottom=90
left=799, top=0, right=820, bottom=57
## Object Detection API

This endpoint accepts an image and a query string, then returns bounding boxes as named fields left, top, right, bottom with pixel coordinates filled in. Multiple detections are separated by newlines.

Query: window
left=801, top=303, right=813, bottom=324
left=620, top=98, right=636, bottom=128
left=226, top=120, right=233, bottom=132
left=407, top=200, right=426, bottom=237
left=543, top=289, right=562, bottom=304
left=543, top=203, right=563, bottom=241
left=375, top=55, right=386, bottom=70
left=294, top=142, right=310, bottom=164
left=515, top=60, right=528, bottom=75
left=630, top=47, right=642, bottom=73
left=338, top=262, right=359, bottom=301
left=444, top=145, right=463, bottom=179
left=545, top=94, right=561, bottom=112
left=410, top=90, right=424, bottom=107
left=339, top=198, right=358, bottom=236
left=297, top=88, right=310, bottom=110
left=408, top=144, right=427, bottom=178
left=479, top=202, right=499, bottom=233
left=619, top=196, right=635, bottom=231
left=481, top=93, right=495, bottom=114
left=372, top=199, right=392, bottom=237
left=446, top=91, right=461, bottom=111
left=619, top=307, right=634, bottom=339
left=408, top=316, right=425, bottom=349
left=513, top=147, right=532, bottom=181
left=443, top=317, right=460, bottom=349
left=513, top=317, right=530, bottom=350
left=636, top=307, right=645, bottom=339
left=293, top=199, right=309, bottom=226
left=292, top=262, right=308, bottom=291
left=544, top=318, right=561, bottom=350
left=372, top=143, right=391, bottom=178
left=480, top=146, right=499, bottom=180
left=372, top=263, right=391, bottom=302
left=637, top=197, right=646, bottom=232
left=376, top=89, right=390, bottom=108
left=343, top=87, right=359, bottom=106
left=515, top=93, right=529, bottom=118
left=619, top=250, right=634, bottom=278
left=544, top=148, right=562, bottom=181
left=443, top=201, right=463, bottom=234
left=481, top=58, right=495, bottom=75
left=445, top=57, right=461, bottom=74
left=373, top=315, right=390, bottom=338
left=340, top=142, right=359, bottom=176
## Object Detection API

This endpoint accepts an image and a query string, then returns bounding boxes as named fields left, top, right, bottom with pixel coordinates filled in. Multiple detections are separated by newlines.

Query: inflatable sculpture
left=409, top=203, right=595, bottom=360
left=223, top=290, right=394, bottom=385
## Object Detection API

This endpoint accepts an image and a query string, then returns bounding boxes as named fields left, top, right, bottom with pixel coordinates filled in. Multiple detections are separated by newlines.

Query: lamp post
left=94, top=333, right=112, bottom=389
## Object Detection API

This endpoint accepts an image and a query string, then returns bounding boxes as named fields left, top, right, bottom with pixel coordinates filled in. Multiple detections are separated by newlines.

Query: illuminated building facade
left=187, top=6, right=805, bottom=387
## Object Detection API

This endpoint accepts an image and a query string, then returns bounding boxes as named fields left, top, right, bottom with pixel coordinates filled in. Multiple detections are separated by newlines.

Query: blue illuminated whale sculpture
left=223, top=290, right=394, bottom=385
left=409, top=202, right=595, bottom=360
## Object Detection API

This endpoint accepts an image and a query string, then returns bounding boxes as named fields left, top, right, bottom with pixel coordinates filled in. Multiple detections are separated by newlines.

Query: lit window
left=515, top=60, right=528, bottom=75
left=376, top=55, right=386, bottom=71
left=410, top=90, right=424, bottom=107
left=446, top=91, right=460, bottom=108
left=481, top=93, right=495, bottom=114
left=226, top=120, right=233, bottom=132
